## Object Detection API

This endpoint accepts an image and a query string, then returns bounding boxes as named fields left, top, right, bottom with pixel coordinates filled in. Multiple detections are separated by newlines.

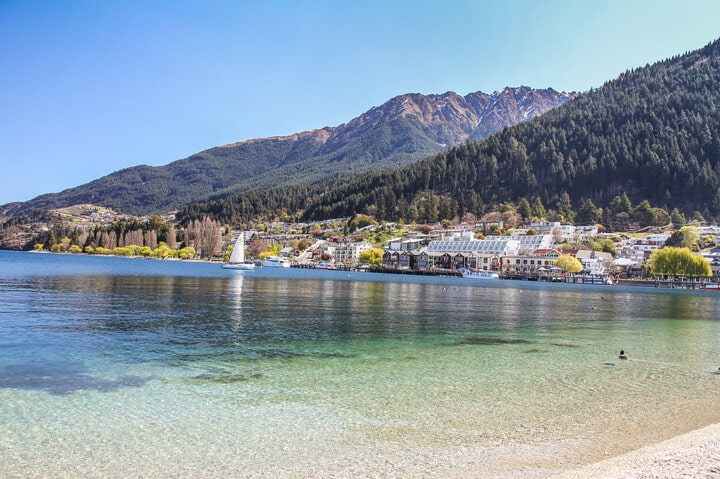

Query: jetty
left=361, top=267, right=463, bottom=278
left=292, top=263, right=462, bottom=277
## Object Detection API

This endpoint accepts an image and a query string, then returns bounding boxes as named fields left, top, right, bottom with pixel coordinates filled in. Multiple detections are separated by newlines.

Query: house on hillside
left=529, top=221, right=577, bottom=239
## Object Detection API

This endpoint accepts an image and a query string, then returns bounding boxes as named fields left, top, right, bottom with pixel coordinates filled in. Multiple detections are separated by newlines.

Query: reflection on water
left=3, top=252, right=720, bottom=375
left=2, top=251, right=720, bottom=477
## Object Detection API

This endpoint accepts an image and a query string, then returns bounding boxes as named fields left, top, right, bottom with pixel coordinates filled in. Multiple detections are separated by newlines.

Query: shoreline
left=550, top=422, right=720, bottom=478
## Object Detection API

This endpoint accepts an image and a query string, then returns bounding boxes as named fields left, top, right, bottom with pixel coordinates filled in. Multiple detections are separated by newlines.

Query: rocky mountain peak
left=471, top=86, right=574, bottom=140
left=329, top=86, right=575, bottom=148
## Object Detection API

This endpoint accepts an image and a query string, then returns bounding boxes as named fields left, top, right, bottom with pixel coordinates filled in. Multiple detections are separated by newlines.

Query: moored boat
left=221, top=232, right=256, bottom=270
left=461, top=269, right=500, bottom=280
left=263, top=256, right=290, bottom=268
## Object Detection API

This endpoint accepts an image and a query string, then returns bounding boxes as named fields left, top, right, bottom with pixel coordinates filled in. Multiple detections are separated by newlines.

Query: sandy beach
left=551, top=423, right=720, bottom=478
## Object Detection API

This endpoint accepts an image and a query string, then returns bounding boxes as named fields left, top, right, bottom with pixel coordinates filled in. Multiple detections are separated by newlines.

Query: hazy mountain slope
left=8, top=130, right=331, bottom=216
left=2, top=87, right=572, bottom=216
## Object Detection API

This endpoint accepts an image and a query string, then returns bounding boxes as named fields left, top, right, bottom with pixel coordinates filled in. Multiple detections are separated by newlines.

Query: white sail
left=222, top=232, right=255, bottom=270
left=228, top=232, right=245, bottom=264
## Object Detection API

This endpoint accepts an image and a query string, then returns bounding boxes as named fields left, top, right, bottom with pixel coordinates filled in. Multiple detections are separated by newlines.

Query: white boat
left=462, top=269, right=500, bottom=280
left=221, top=232, right=256, bottom=270
left=263, top=256, right=290, bottom=268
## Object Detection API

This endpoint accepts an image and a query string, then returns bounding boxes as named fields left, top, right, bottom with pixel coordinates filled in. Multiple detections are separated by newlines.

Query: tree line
left=30, top=215, right=231, bottom=259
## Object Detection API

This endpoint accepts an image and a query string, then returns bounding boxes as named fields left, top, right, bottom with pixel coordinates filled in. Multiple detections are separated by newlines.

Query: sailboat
left=221, top=232, right=256, bottom=270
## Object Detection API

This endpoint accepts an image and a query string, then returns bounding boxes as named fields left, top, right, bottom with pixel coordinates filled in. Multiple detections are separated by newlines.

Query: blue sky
left=1, top=0, right=719, bottom=205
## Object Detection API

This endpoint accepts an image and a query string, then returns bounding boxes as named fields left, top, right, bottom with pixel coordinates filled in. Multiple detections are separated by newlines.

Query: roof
left=427, top=238, right=518, bottom=254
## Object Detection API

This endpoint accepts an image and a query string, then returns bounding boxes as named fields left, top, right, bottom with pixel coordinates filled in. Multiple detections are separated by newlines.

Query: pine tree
left=531, top=197, right=546, bottom=220
left=517, top=198, right=532, bottom=222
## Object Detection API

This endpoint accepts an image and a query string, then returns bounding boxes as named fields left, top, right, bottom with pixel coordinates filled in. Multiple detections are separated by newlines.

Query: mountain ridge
left=296, top=39, right=720, bottom=222
left=1, top=86, right=573, bottom=217
left=177, top=38, right=720, bottom=226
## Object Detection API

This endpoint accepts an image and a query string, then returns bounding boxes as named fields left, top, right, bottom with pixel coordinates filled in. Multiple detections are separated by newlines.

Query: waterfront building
left=501, top=248, right=562, bottom=274
left=386, top=238, right=425, bottom=252
left=383, top=235, right=522, bottom=271
left=426, top=237, right=521, bottom=255
left=331, top=241, right=373, bottom=264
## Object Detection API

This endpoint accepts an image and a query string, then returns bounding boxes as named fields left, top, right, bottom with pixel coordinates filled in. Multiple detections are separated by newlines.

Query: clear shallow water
left=1, top=250, right=720, bottom=478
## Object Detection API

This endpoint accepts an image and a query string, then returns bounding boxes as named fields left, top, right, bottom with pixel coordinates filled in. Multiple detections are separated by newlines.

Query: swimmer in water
left=619, top=350, right=628, bottom=360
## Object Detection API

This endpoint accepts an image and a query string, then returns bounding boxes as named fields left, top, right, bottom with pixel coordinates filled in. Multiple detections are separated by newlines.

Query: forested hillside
left=179, top=39, right=720, bottom=226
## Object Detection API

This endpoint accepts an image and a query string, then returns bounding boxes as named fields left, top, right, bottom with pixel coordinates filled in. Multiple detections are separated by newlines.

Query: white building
left=427, top=237, right=521, bottom=255
left=697, top=226, right=720, bottom=236
left=529, top=221, right=577, bottom=238
left=575, top=225, right=599, bottom=236
left=575, top=250, right=613, bottom=273
left=489, top=234, right=554, bottom=253
left=387, top=238, right=424, bottom=251
left=615, top=246, right=647, bottom=265
left=502, top=249, right=560, bottom=273
left=332, top=241, right=373, bottom=264
left=628, top=234, right=670, bottom=253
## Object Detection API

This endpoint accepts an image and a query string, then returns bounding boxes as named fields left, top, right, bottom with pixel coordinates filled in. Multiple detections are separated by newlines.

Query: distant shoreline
left=13, top=250, right=720, bottom=291
left=27, top=249, right=208, bottom=262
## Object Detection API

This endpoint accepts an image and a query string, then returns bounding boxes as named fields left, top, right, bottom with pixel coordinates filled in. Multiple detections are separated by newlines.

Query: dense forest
left=178, top=39, right=720, bottom=227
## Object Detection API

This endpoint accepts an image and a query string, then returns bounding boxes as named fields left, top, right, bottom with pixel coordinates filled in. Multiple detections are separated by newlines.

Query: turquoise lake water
left=1, top=250, right=720, bottom=478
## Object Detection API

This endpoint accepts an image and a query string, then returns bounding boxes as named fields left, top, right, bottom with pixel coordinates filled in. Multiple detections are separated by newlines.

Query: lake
left=1, top=250, right=719, bottom=478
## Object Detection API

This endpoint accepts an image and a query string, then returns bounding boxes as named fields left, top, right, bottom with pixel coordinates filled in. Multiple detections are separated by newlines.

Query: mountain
left=180, top=38, right=720, bottom=226
left=2, top=87, right=573, bottom=217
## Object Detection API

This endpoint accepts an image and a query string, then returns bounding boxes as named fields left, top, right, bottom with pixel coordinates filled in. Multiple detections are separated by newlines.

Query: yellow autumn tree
left=358, top=247, right=384, bottom=266
left=554, top=254, right=583, bottom=273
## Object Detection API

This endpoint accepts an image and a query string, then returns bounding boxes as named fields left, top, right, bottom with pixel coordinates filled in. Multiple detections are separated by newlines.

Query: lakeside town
left=246, top=218, right=720, bottom=287
left=8, top=203, right=718, bottom=288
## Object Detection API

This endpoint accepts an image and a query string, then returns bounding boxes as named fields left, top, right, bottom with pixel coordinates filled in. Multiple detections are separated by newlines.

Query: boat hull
left=263, top=262, right=290, bottom=268
left=221, top=263, right=256, bottom=270
left=462, top=270, right=500, bottom=280
left=263, top=256, right=290, bottom=268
